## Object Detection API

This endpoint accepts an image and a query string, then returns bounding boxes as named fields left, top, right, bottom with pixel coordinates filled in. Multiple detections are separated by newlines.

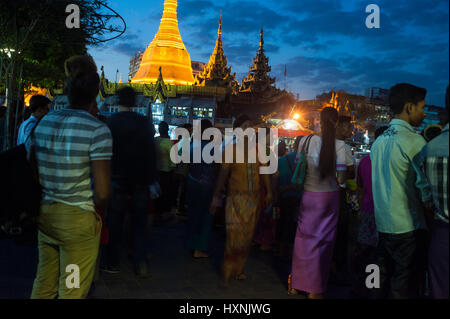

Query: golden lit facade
left=131, top=0, right=195, bottom=85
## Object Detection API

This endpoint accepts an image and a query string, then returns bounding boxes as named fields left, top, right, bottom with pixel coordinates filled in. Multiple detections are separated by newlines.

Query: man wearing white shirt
left=17, top=95, right=50, bottom=150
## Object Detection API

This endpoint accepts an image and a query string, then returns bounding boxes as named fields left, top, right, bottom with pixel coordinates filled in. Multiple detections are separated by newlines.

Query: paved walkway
left=0, top=217, right=350, bottom=299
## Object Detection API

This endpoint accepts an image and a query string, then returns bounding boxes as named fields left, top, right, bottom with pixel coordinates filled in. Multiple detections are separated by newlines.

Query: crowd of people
left=9, top=54, right=448, bottom=300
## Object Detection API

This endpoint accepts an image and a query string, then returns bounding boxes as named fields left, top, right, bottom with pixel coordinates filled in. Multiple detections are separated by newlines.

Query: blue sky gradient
left=89, top=0, right=449, bottom=105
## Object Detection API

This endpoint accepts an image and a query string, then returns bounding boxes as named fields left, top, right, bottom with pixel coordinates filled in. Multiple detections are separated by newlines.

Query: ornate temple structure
left=50, top=2, right=296, bottom=130
left=218, top=28, right=295, bottom=121
left=194, top=17, right=238, bottom=91
left=131, top=0, right=195, bottom=85
left=239, top=29, right=276, bottom=94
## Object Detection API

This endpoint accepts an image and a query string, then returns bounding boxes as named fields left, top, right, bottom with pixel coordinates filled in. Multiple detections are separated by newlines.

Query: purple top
left=357, top=155, right=374, bottom=214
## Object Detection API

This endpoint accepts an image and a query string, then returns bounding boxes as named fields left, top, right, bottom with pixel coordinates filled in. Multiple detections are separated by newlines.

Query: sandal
left=288, top=288, right=299, bottom=296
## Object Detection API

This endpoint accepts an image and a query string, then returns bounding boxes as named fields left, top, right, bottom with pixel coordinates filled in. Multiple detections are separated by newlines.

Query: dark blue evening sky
left=89, top=0, right=449, bottom=106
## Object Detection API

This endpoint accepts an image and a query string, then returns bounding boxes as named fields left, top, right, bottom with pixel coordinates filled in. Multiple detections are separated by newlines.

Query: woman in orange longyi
left=210, top=116, right=272, bottom=288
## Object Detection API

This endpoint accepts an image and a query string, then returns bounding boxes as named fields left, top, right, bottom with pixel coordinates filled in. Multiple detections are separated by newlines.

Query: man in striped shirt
left=413, top=85, right=449, bottom=299
left=30, top=56, right=112, bottom=299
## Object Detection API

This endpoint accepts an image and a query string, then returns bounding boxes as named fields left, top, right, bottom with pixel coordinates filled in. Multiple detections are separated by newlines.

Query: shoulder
left=335, top=139, right=346, bottom=151
left=306, top=134, right=320, bottom=146
left=402, top=132, right=426, bottom=155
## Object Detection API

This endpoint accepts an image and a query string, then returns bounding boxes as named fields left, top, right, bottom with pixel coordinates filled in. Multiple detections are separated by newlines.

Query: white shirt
left=297, top=135, right=347, bottom=192
left=17, top=115, right=38, bottom=151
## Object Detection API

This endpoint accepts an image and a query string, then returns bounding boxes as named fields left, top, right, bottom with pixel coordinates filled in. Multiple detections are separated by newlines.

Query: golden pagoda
left=194, top=16, right=238, bottom=90
left=131, top=0, right=195, bottom=85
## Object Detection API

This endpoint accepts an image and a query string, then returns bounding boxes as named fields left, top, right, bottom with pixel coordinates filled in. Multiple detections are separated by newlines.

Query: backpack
left=0, top=122, right=42, bottom=244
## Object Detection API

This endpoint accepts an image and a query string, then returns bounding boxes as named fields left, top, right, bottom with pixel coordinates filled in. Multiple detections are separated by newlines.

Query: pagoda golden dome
left=131, top=0, right=195, bottom=85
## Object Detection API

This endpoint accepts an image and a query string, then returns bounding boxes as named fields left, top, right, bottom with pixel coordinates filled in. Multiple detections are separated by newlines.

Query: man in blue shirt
left=371, top=83, right=429, bottom=299
left=17, top=95, right=50, bottom=150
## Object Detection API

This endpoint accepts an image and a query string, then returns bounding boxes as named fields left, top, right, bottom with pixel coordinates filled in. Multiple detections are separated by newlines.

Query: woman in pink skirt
left=289, top=107, right=347, bottom=299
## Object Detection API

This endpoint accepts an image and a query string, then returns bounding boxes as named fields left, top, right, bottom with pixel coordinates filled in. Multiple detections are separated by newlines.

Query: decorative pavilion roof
left=240, top=28, right=276, bottom=94
left=194, top=16, right=238, bottom=91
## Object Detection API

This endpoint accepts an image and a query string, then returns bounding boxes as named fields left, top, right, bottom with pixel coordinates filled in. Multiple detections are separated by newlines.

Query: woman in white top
left=289, top=107, right=347, bottom=299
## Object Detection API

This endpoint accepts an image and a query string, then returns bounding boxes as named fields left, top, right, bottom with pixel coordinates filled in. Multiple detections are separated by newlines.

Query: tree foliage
left=0, top=0, right=123, bottom=150
left=0, top=0, right=120, bottom=91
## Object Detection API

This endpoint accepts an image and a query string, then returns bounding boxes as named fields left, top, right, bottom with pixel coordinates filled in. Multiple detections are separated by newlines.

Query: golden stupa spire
left=131, top=0, right=195, bottom=85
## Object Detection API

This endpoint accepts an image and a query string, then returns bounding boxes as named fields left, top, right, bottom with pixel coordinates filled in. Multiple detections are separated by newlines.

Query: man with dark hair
left=17, top=95, right=50, bottom=150
left=31, top=56, right=112, bottom=299
left=371, top=83, right=428, bottom=299
left=413, top=85, right=449, bottom=299
left=102, top=86, right=156, bottom=277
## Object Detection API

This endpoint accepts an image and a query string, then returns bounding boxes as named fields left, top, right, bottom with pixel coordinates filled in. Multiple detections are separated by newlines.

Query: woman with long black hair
left=289, top=107, right=347, bottom=299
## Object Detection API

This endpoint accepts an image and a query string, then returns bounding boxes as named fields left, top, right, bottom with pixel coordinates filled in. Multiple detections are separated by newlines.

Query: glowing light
left=283, top=120, right=301, bottom=131
left=293, top=113, right=300, bottom=120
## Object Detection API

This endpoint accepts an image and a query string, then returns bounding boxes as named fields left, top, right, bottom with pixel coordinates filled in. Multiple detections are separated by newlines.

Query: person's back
left=155, top=135, right=175, bottom=172
left=298, top=135, right=346, bottom=192
left=357, top=155, right=374, bottom=214
left=289, top=107, right=347, bottom=299
left=418, top=124, right=449, bottom=222
left=17, top=95, right=50, bottom=150
left=414, top=86, right=449, bottom=299
left=107, top=111, right=155, bottom=185
left=278, top=152, right=298, bottom=198
left=371, top=122, right=427, bottom=233
left=33, top=109, right=111, bottom=211
left=31, top=55, right=112, bottom=299
left=370, top=83, right=429, bottom=299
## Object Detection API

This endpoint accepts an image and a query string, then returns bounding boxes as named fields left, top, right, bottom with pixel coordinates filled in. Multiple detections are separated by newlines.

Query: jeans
left=374, top=229, right=429, bottom=299
left=105, top=181, right=149, bottom=267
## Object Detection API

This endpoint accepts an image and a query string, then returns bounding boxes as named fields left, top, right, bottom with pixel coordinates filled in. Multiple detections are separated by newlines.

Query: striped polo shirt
left=31, top=108, right=113, bottom=212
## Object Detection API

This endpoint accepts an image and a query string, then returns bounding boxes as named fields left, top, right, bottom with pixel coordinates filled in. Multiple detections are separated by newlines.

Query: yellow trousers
left=31, top=203, right=101, bottom=299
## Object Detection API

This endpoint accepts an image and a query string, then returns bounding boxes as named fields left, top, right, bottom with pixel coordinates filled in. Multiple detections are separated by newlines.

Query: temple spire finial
left=259, top=27, right=264, bottom=49
left=218, top=10, right=222, bottom=38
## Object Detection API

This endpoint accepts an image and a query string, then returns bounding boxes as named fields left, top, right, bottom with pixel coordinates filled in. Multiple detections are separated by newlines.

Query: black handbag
left=0, top=121, right=42, bottom=244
